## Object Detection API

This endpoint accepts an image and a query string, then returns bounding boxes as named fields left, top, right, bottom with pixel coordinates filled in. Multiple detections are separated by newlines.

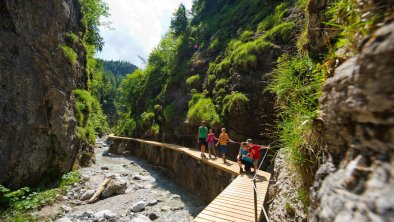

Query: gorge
left=1, top=0, right=393, bottom=221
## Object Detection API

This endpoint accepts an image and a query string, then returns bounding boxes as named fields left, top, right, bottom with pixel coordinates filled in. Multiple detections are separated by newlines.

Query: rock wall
left=310, top=23, right=394, bottom=221
left=0, top=0, right=86, bottom=188
left=268, top=150, right=307, bottom=222
left=108, top=138, right=234, bottom=203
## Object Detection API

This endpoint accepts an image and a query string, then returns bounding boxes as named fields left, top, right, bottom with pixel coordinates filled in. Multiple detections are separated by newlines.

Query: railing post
left=254, top=178, right=257, bottom=222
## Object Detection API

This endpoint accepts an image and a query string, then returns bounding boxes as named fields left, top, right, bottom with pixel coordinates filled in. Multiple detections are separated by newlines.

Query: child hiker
left=197, top=121, right=208, bottom=158
left=207, top=129, right=217, bottom=158
left=246, top=139, right=270, bottom=173
left=216, top=128, right=234, bottom=163
left=237, top=142, right=252, bottom=174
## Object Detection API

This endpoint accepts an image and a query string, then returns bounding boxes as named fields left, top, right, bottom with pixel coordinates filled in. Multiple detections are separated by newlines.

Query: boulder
left=80, top=189, right=95, bottom=201
left=131, top=215, right=151, bottom=222
left=130, top=201, right=146, bottom=212
left=102, top=178, right=127, bottom=198
left=94, top=210, right=115, bottom=220
left=55, top=217, right=73, bottom=222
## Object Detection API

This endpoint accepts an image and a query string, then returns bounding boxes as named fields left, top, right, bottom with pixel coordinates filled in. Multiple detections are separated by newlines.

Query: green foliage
left=118, top=69, right=147, bottom=111
left=114, top=115, right=136, bottom=136
left=74, top=89, right=109, bottom=143
left=185, top=74, right=200, bottom=87
left=268, top=54, right=324, bottom=189
left=221, top=92, right=249, bottom=115
left=102, top=59, right=138, bottom=83
left=0, top=171, right=81, bottom=221
left=187, top=93, right=220, bottom=127
left=151, top=124, right=160, bottom=135
left=141, top=112, right=155, bottom=126
left=80, top=0, right=109, bottom=51
left=163, top=103, right=176, bottom=122
left=285, top=202, right=295, bottom=216
left=59, top=45, right=77, bottom=65
left=325, top=0, right=382, bottom=55
left=257, top=2, right=289, bottom=32
left=171, top=3, right=189, bottom=37
left=65, top=32, right=79, bottom=44
left=59, top=171, right=81, bottom=188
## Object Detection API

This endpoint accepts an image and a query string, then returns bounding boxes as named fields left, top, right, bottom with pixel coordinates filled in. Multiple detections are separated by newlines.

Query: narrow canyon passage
left=38, top=138, right=206, bottom=221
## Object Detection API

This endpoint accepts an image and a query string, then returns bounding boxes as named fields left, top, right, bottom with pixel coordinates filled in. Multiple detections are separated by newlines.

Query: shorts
left=220, top=145, right=227, bottom=154
left=253, top=159, right=259, bottom=166
left=208, top=142, right=215, bottom=150
left=240, top=159, right=252, bottom=170
left=199, top=138, right=207, bottom=147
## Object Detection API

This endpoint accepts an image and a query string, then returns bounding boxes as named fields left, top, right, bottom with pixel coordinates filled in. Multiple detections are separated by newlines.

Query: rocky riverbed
left=36, top=138, right=206, bottom=222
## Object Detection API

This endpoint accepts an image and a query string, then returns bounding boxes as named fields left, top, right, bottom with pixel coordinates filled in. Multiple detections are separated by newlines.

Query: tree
left=170, top=3, right=189, bottom=37
left=80, top=0, right=110, bottom=51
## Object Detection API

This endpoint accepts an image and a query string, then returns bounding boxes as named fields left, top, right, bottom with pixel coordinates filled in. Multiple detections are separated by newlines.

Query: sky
left=96, top=0, right=193, bottom=68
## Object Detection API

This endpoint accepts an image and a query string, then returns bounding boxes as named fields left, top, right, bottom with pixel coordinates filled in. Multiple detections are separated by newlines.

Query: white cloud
left=96, top=0, right=193, bottom=68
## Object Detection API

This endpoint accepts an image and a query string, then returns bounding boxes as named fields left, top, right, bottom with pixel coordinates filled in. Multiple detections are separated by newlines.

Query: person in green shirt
left=197, top=121, right=208, bottom=158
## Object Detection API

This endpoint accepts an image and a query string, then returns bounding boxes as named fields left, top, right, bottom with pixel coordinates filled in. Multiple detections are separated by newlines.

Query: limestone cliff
left=310, top=22, right=394, bottom=222
left=0, top=0, right=86, bottom=188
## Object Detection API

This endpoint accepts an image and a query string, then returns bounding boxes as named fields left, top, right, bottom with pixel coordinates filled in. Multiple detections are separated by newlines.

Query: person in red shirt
left=247, top=139, right=270, bottom=173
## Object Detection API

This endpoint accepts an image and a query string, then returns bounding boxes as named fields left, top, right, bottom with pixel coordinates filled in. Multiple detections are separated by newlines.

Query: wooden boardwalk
left=108, top=135, right=271, bottom=222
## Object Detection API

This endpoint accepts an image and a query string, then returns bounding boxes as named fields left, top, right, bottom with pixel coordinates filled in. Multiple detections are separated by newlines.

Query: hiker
left=216, top=128, right=234, bottom=163
left=237, top=142, right=252, bottom=173
left=246, top=139, right=270, bottom=173
left=197, top=121, right=208, bottom=158
left=207, top=129, right=218, bottom=158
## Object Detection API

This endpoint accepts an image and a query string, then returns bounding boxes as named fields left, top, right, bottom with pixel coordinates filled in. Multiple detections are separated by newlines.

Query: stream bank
left=36, top=138, right=205, bottom=222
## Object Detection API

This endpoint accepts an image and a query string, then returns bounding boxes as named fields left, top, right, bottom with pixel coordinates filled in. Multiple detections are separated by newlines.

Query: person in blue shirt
left=236, top=142, right=252, bottom=173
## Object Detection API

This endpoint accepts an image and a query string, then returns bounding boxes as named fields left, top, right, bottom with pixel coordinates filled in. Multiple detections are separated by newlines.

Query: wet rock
left=102, top=178, right=128, bottom=198
left=146, top=199, right=158, bottom=206
left=101, top=166, right=109, bottom=170
left=172, top=204, right=184, bottom=211
left=148, top=212, right=158, bottom=220
left=60, top=205, right=72, bottom=213
left=95, top=210, right=115, bottom=220
left=80, top=189, right=95, bottom=201
left=82, top=210, right=95, bottom=218
left=104, top=211, right=118, bottom=222
left=55, top=217, right=72, bottom=222
left=170, top=194, right=180, bottom=199
left=133, top=174, right=142, bottom=180
left=130, top=161, right=135, bottom=165
left=131, top=215, right=151, bottom=222
left=122, top=164, right=128, bottom=168
left=130, top=201, right=146, bottom=212
left=160, top=206, right=171, bottom=211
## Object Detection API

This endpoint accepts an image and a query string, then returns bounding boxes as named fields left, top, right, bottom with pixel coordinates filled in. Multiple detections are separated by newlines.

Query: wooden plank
left=207, top=201, right=256, bottom=213
left=196, top=212, right=233, bottom=222
left=193, top=217, right=213, bottom=222
left=208, top=200, right=256, bottom=214
left=203, top=207, right=255, bottom=221
left=204, top=204, right=255, bottom=218
left=200, top=209, right=254, bottom=222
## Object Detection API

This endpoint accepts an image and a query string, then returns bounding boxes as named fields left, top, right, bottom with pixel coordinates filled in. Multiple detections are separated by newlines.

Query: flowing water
left=47, top=138, right=206, bottom=222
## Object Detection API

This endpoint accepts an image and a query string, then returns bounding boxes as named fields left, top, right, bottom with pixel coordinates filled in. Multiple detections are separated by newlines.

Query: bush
left=222, top=92, right=249, bottom=115
left=151, top=124, right=160, bottom=135
left=187, top=94, right=220, bottom=127
left=141, top=112, right=155, bottom=126
left=163, top=103, right=176, bottom=122
left=59, top=45, right=77, bottom=65
left=185, top=74, right=200, bottom=87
